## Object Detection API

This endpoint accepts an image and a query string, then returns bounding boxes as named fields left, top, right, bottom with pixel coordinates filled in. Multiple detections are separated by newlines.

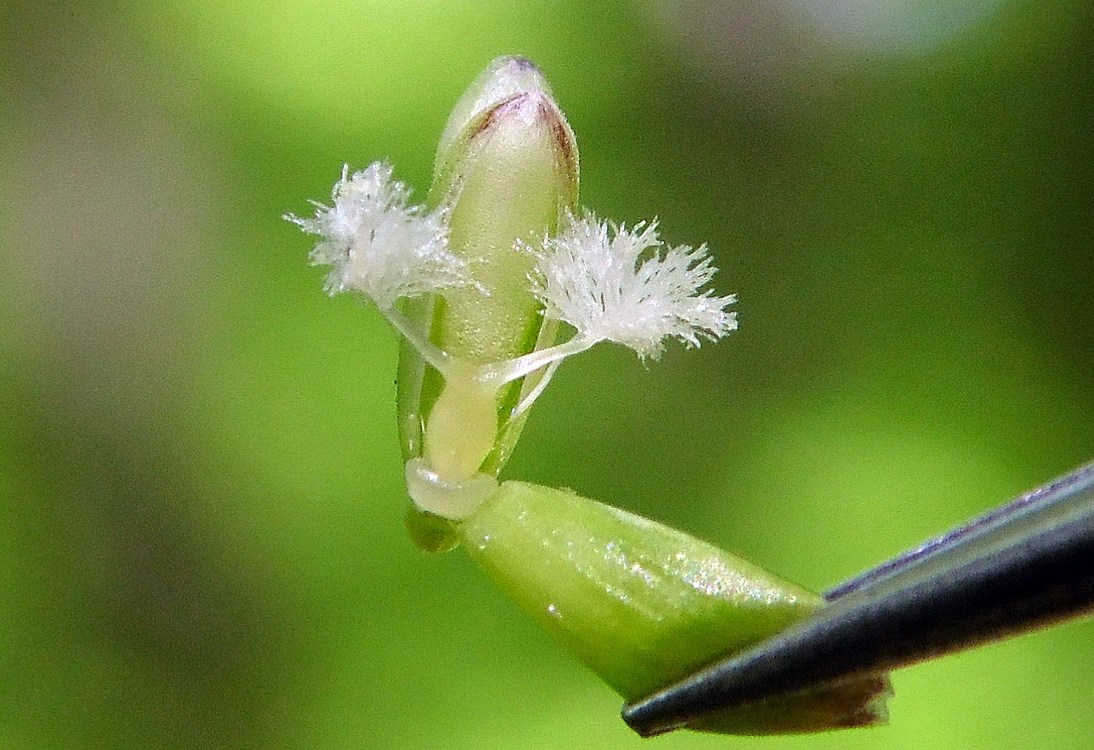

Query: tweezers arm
left=827, top=460, right=1094, bottom=600
left=623, top=460, right=1094, bottom=736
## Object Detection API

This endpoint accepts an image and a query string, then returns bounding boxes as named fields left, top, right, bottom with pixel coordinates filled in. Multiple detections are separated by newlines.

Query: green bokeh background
left=3, top=1, right=1092, bottom=748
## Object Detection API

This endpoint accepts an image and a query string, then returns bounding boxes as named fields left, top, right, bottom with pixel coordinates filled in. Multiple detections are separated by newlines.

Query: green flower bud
left=460, top=481, right=892, bottom=735
left=398, top=57, right=578, bottom=548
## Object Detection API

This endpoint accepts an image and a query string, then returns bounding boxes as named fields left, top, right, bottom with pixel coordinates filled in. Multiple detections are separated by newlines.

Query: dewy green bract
left=290, top=55, right=890, bottom=735
left=461, top=481, right=891, bottom=734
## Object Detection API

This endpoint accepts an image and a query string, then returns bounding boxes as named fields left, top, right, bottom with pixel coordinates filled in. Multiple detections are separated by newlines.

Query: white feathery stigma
left=286, top=162, right=474, bottom=310
left=531, top=215, right=738, bottom=359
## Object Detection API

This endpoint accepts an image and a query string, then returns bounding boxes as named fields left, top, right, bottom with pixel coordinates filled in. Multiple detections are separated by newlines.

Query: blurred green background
left=3, top=1, right=1093, bottom=748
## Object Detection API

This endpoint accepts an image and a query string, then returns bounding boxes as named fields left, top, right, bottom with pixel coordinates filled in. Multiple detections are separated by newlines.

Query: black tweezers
left=624, top=459, right=1094, bottom=736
